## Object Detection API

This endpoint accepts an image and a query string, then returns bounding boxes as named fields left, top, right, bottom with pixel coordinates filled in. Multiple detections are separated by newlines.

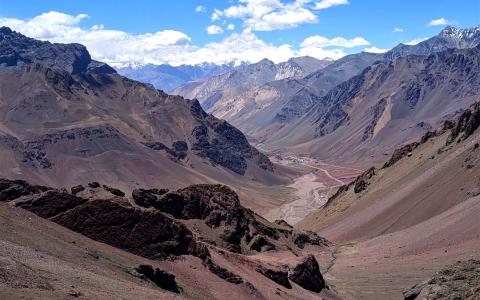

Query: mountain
left=0, top=27, right=116, bottom=75
left=173, top=56, right=333, bottom=139
left=173, top=56, right=332, bottom=109
left=268, top=45, right=480, bottom=164
left=0, top=27, right=293, bottom=212
left=384, top=25, right=480, bottom=60
left=116, top=62, right=237, bottom=92
left=296, top=101, right=480, bottom=298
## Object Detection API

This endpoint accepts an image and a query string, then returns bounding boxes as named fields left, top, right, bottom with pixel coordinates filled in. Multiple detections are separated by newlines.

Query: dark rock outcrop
left=353, top=167, right=376, bottom=193
left=144, top=140, right=188, bottom=160
left=132, top=188, right=169, bottom=208
left=447, top=103, right=480, bottom=144
left=101, top=184, right=125, bottom=197
left=2, top=180, right=204, bottom=260
left=256, top=265, right=291, bottom=289
left=70, top=185, right=85, bottom=195
left=292, top=231, right=330, bottom=249
left=288, top=255, right=325, bottom=293
left=0, top=179, right=51, bottom=202
left=274, top=219, right=293, bottom=229
left=383, top=143, right=420, bottom=168
left=404, top=259, right=480, bottom=300
left=134, top=264, right=179, bottom=293
left=138, top=184, right=278, bottom=254
left=191, top=118, right=274, bottom=175
left=131, top=184, right=329, bottom=255
left=203, top=257, right=244, bottom=284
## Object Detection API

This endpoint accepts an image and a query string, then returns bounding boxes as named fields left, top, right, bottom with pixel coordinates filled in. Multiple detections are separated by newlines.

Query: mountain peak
left=0, top=26, right=13, bottom=36
left=0, top=27, right=115, bottom=75
left=256, top=58, right=275, bottom=65
left=439, top=24, right=480, bottom=40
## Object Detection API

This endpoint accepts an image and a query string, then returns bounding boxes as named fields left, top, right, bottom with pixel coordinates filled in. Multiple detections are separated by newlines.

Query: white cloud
left=0, top=11, right=363, bottom=66
left=206, top=25, right=224, bottom=35
left=314, top=0, right=349, bottom=10
left=404, top=37, right=428, bottom=45
left=428, top=18, right=451, bottom=26
left=211, top=9, right=223, bottom=21
left=393, top=27, right=404, bottom=33
left=364, top=46, right=389, bottom=53
left=195, top=5, right=207, bottom=13
left=297, top=47, right=346, bottom=60
left=301, top=35, right=370, bottom=48
left=213, top=0, right=318, bottom=31
left=227, top=24, right=235, bottom=30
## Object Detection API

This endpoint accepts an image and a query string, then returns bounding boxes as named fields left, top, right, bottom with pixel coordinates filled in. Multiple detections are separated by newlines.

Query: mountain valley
left=0, top=18, right=480, bottom=300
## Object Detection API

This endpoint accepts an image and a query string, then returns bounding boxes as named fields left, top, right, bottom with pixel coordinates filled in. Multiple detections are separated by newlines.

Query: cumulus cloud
left=364, top=46, right=389, bottom=53
left=206, top=25, right=223, bottom=34
left=0, top=11, right=367, bottom=66
left=393, top=27, right=404, bottom=33
left=314, top=0, right=349, bottom=10
left=428, top=18, right=451, bottom=26
left=212, top=0, right=318, bottom=31
left=195, top=5, right=207, bottom=13
left=301, top=35, right=370, bottom=48
left=227, top=24, right=235, bottom=30
left=211, top=9, right=223, bottom=21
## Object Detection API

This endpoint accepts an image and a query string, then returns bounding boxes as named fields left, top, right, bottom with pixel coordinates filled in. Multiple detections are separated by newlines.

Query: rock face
left=0, top=27, right=115, bottom=75
left=0, top=179, right=51, bottom=201
left=256, top=265, right=291, bottom=289
left=132, top=184, right=326, bottom=254
left=448, top=102, right=480, bottom=144
left=404, top=259, right=480, bottom=300
left=288, top=255, right=325, bottom=293
left=191, top=119, right=274, bottom=175
left=280, top=44, right=480, bottom=164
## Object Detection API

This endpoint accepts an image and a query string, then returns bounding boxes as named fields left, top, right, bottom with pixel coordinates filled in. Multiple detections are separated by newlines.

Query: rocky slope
left=403, top=259, right=480, bottom=300
left=173, top=57, right=332, bottom=130
left=384, top=25, right=480, bottom=60
left=0, top=27, right=292, bottom=210
left=175, top=25, right=480, bottom=161
left=0, top=178, right=337, bottom=299
left=271, top=43, right=480, bottom=164
left=296, top=101, right=480, bottom=298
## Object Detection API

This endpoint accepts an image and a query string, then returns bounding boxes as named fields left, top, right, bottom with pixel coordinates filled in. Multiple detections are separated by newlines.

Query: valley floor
left=265, top=154, right=363, bottom=224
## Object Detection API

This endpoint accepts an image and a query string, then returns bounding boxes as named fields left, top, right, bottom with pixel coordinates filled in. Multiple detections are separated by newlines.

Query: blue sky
left=0, top=0, right=478, bottom=66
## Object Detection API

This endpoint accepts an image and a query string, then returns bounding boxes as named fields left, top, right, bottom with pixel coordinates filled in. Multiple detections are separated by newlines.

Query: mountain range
left=116, top=62, right=239, bottom=92
left=175, top=25, right=480, bottom=165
